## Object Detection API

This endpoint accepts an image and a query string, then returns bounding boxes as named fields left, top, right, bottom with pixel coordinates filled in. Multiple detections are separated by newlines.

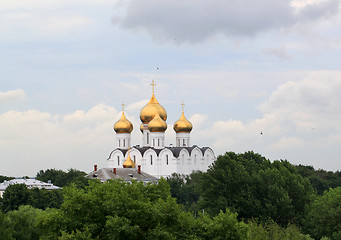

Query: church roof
left=110, top=145, right=213, bottom=158
left=85, top=168, right=158, bottom=183
left=0, top=178, right=60, bottom=191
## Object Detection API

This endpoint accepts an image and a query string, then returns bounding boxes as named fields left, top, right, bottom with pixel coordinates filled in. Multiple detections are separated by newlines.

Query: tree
left=36, top=168, right=88, bottom=187
left=5, top=205, right=43, bottom=240
left=167, top=171, right=203, bottom=212
left=0, top=175, right=14, bottom=183
left=200, top=151, right=314, bottom=226
left=2, top=184, right=30, bottom=213
left=304, top=187, right=341, bottom=239
left=29, top=188, right=63, bottom=209
left=295, top=165, right=341, bottom=195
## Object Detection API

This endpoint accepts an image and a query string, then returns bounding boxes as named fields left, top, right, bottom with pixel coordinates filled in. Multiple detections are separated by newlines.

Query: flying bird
left=260, top=131, right=263, bottom=135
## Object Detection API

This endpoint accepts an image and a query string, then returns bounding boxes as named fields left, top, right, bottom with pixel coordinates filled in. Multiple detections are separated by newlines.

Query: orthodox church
left=107, top=81, right=215, bottom=178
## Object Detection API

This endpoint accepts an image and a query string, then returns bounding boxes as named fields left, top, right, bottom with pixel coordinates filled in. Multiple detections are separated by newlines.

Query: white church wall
left=142, top=149, right=159, bottom=177
left=108, top=150, right=126, bottom=168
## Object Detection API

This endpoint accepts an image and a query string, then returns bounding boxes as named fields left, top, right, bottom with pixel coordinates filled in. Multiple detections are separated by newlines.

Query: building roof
left=110, top=145, right=214, bottom=158
left=0, top=178, right=60, bottom=191
left=85, top=168, right=159, bottom=183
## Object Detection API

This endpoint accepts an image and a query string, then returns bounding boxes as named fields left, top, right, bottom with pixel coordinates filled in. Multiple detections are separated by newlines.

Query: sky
left=1, top=0, right=341, bottom=177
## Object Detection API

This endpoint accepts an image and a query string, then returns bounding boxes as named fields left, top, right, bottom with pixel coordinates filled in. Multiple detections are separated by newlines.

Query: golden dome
left=148, top=113, right=167, bottom=132
left=140, top=93, right=167, bottom=124
left=140, top=123, right=144, bottom=133
left=123, top=153, right=135, bottom=168
left=114, top=112, right=133, bottom=133
left=174, top=112, right=192, bottom=133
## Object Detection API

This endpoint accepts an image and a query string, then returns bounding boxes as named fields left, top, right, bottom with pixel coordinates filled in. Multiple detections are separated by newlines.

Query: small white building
left=0, top=178, right=60, bottom=197
left=106, top=81, right=216, bottom=178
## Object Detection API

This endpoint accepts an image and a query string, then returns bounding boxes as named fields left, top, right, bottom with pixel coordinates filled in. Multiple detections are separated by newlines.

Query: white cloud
left=0, top=104, right=118, bottom=176
left=0, top=89, right=26, bottom=103
left=114, top=0, right=340, bottom=43
left=190, top=72, right=341, bottom=170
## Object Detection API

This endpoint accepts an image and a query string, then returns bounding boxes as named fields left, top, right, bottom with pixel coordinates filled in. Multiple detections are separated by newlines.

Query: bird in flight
left=260, top=131, right=263, bottom=135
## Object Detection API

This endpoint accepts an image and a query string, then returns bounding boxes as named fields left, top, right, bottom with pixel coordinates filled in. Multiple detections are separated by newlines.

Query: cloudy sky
left=1, top=0, right=341, bottom=176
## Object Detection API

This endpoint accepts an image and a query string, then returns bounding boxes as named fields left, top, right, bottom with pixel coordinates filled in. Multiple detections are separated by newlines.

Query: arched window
left=178, top=139, right=180, bottom=146
left=119, top=139, right=121, bottom=147
left=133, top=155, right=136, bottom=163
left=123, top=139, right=125, bottom=147
left=150, top=155, right=153, bottom=165
left=158, top=139, right=160, bottom=146
left=117, top=156, right=120, bottom=166
left=183, top=139, right=185, bottom=146
left=147, top=132, right=149, bottom=144
left=153, top=139, right=155, bottom=146
left=194, top=154, right=197, bottom=165
left=187, top=139, right=189, bottom=146
left=166, top=155, right=169, bottom=165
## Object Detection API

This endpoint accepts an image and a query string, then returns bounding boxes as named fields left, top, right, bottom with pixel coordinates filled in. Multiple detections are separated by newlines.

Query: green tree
left=304, top=187, right=341, bottom=239
left=295, top=165, right=341, bottom=195
left=5, top=205, right=43, bottom=240
left=200, top=151, right=314, bottom=226
left=2, top=184, right=30, bottom=213
left=0, top=175, right=14, bottom=183
left=167, top=171, right=203, bottom=212
left=29, top=188, right=63, bottom=209
left=247, top=221, right=313, bottom=240
left=36, top=168, right=88, bottom=188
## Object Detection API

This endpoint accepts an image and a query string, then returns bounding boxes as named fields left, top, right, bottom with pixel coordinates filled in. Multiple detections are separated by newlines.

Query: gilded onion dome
left=140, top=93, right=167, bottom=123
left=174, top=111, right=192, bottom=133
left=140, top=123, right=144, bottom=133
left=123, top=152, right=135, bottom=168
left=114, top=112, right=133, bottom=133
left=148, top=113, right=167, bottom=132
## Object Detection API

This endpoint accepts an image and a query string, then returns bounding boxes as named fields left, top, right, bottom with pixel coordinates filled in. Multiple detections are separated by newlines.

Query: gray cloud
left=113, top=0, right=340, bottom=43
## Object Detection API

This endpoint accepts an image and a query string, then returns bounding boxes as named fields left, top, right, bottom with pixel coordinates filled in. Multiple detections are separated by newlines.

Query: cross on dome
left=121, top=102, right=125, bottom=112
left=150, top=80, right=156, bottom=94
left=181, top=101, right=185, bottom=112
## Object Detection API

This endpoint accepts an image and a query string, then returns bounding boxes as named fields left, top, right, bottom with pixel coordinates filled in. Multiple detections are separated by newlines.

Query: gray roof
left=0, top=178, right=60, bottom=191
left=110, top=145, right=213, bottom=158
left=85, top=168, right=159, bottom=183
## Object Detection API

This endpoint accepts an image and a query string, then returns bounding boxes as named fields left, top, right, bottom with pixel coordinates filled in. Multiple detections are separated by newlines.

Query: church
left=107, top=81, right=216, bottom=178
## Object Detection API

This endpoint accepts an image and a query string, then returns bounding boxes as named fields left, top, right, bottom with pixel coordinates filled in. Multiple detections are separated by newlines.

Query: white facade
left=108, top=145, right=215, bottom=178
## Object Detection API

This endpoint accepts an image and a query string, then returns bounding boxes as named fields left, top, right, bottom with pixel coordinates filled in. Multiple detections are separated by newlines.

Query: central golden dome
left=140, top=93, right=167, bottom=123
left=174, top=112, right=192, bottom=133
left=148, top=113, right=167, bottom=132
left=114, top=112, right=133, bottom=133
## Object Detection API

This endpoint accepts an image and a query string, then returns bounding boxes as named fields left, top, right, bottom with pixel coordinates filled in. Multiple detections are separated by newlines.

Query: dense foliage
left=36, top=168, right=88, bottom=187
left=295, top=165, right=341, bottom=195
left=1, top=151, right=340, bottom=239
left=1, top=184, right=62, bottom=212
left=0, top=179, right=313, bottom=240
left=304, top=187, right=341, bottom=240
left=0, top=175, right=14, bottom=183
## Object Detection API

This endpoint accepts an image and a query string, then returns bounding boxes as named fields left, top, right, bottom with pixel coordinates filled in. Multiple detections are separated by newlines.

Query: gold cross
left=121, top=102, right=125, bottom=112
left=150, top=80, right=156, bottom=94
left=181, top=101, right=185, bottom=112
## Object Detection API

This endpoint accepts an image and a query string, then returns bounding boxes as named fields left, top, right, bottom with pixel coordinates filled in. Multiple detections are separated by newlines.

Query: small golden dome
left=140, top=123, right=144, bottom=133
left=148, top=113, right=167, bottom=132
left=114, top=112, right=133, bottom=133
left=174, top=112, right=192, bottom=133
left=123, top=153, right=135, bottom=168
left=140, top=93, right=167, bottom=124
